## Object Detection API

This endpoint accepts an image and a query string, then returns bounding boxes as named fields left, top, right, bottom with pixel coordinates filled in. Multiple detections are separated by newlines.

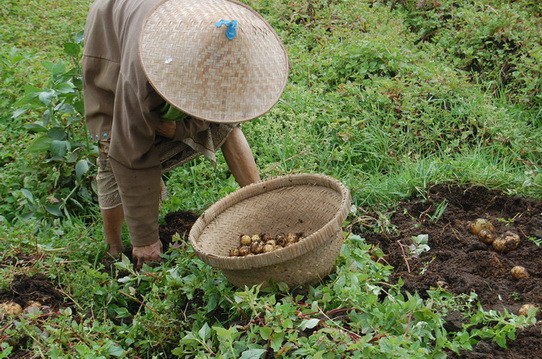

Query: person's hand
left=132, top=240, right=163, bottom=268
left=156, top=121, right=176, bottom=139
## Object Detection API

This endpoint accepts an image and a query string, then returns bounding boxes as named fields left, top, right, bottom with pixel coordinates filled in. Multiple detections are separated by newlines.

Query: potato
left=238, top=246, right=251, bottom=256
left=250, top=241, right=264, bottom=254
left=286, top=232, right=299, bottom=244
left=468, top=218, right=495, bottom=236
left=0, top=301, right=23, bottom=317
left=275, top=235, right=287, bottom=247
left=518, top=304, right=537, bottom=316
left=266, top=239, right=276, bottom=247
left=511, top=265, right=529, bottom=279
left=25, top=301, right=43, bottom=313
left=239, top=234, right=252, bottom=246
left=230, top=231, right=307, bottom=257
left=492, top=231, right=520, bottom=253
left=261, top=233, right=273, bottom=242
left=478, top=229, right=495, bottom=244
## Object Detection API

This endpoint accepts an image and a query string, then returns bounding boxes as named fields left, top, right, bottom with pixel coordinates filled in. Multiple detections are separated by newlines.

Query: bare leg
left=101, top=205, right=124, bottom=256
left=222, top=126, right=260, bottom=187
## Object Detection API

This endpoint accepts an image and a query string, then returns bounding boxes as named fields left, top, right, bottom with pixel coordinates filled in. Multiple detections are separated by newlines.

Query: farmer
left=82, top=0, right=288, bottom=267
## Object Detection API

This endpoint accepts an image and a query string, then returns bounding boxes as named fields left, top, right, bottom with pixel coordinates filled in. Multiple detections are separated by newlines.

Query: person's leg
left=221, top=126, right=261, bottom=187
left=102, top=205, right=124, bottom=256
left=100, top=170, right=167, bottom=258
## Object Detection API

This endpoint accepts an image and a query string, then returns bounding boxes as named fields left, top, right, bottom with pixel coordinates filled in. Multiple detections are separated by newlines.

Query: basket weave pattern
left=140, top=0, right=288, bottom=123
left=189, top=174, right=351, bottom=287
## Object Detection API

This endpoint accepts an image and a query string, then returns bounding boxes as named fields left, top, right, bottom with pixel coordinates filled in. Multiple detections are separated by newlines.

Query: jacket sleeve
left=109, top=157, right=162, bottom=247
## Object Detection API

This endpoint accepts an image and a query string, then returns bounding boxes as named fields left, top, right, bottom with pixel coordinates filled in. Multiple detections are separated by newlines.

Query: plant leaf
left=75, top=159, right=90, bottom=180
left=107, top=343, right=125, bottom=357
left=38, top=90, right=55, bottom=105
left=198, top=323, right=211, bottom=341
left=50, top=140, right=69, bottom=157
left=28, top=135, right=53, bottom=153
left=46, top=203, right=63, bottom=217
left=241, top=349, right=267, bottom=359
left=48, top=127, right=67, bottom=140
left=298, top=318, right=320, bottom=330
left=25, top=122, right=48, bottom=133
left=20, top=189, right=34, bottom=203
left=64, top=42, right=81, bottom=57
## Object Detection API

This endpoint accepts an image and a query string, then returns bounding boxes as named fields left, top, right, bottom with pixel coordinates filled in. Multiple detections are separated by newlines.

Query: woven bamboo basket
left=189, top=174, right=351, bottom=287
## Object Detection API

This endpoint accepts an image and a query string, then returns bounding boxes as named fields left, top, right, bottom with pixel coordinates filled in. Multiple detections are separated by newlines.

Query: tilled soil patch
left=356, top=184, right=542, bottom=358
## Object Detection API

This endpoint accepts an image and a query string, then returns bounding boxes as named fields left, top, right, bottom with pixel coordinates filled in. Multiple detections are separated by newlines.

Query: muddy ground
left=357, top=184, right=542, bottom=358
left=2, top=184, right=541, bottom=357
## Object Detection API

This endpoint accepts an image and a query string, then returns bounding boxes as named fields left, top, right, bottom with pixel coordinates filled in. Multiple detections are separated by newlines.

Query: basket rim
left=188, top=173, right=351, bottom=270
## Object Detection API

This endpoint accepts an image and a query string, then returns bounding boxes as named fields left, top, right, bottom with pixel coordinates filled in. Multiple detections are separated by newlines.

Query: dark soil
left=355, top=183, right=542, bottom=358
left=159, top=210, right=199, bottom=248
left=0, top=273, right=66, bottom=311
left=0, top=274, right=71, bottom=358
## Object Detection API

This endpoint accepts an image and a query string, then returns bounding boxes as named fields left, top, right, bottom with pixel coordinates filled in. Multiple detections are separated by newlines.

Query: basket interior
left=196, top=184, right=343, bottom=257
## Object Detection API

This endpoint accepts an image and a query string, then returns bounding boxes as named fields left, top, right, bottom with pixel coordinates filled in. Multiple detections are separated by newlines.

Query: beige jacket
left=83, top=0, right=230, bottom=246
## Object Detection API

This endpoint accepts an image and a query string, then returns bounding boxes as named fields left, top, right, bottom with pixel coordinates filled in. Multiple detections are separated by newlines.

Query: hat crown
left=140, top=0, right=289, bottom=123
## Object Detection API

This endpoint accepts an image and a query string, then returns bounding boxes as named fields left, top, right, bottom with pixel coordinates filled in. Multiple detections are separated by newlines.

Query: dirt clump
left=0, top=273, right=66, bottom=311
left=159, top=210, right=199, bottom=248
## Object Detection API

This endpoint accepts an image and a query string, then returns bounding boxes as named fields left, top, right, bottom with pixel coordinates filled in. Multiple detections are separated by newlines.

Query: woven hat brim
left=140, top=0, right=289, bottom=123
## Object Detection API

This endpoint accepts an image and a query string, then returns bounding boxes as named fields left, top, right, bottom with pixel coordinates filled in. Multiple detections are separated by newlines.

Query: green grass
left=1, top=0, right=541, bottom=357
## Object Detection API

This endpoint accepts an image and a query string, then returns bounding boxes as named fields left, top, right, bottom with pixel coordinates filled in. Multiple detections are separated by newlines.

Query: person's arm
left=108, top=156, right=162, bottom=265
left=221, top=126, right=260, bottom=187
left=156, top=116, right=210, bottom=141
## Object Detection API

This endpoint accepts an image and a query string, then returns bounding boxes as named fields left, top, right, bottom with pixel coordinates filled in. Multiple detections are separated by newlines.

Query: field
left=1, top=0, right=542, bottom=357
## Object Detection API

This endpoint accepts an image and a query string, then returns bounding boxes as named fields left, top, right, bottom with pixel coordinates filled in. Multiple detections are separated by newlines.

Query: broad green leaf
left=48, top=127, right=67, bottom=140
left=25, top=122, right=48, bottom=133
left=64, top=42, right=81, bottom=57
left=240, top=349, right=266, bottom=359
left=45, top=203, right=63, bottom=217
left=14, top=90, right=41, bottom=107
left=75, top=159, right=90, bottom=180
left=270, top=332, right=284, bottom=352
left=74, top=31, right=84, bottom=43
left=11, top=108, right=27, bottom=119
left=20, top=189, right=34, bottom=202
left=50, top=140, right=69, bottom=157
left=38, top=90, right=56, bottom=105
left=107, top=343, right=125, bottom=357
left=113, top=307, right=131, bottom=319
left=55, top=102, right=75, bottom=114
left=198, top=323, right=211, bottom=341
left=213, top=326, right=239, bottom=342
left=259, top=326, right=272, bottom=340
left=55, top=81, right=75, bottom=94
left=298, top=318, right=320, bottom=330
left=44, top=61, right=66, bottom=75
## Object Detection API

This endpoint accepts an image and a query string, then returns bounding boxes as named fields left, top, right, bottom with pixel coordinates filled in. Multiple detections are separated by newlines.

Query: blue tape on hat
left=215, top=19, right=238, bottom=40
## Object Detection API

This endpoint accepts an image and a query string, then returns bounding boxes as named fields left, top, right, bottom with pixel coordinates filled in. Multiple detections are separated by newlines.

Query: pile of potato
left=468, top=218, right=520, bottom=253
left=468, top=218, right=530, bottom=280
left=229, top=232, right=304, bottom=257
left=468, top=218, right=539, bottom=315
